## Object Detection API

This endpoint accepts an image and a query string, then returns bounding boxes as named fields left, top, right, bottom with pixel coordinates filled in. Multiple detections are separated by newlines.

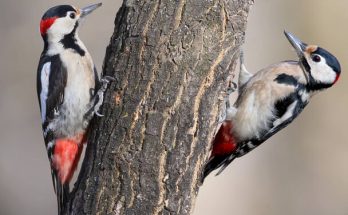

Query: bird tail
left=201, top=154, right=236, bottom=183
left=51, top=169, right=69, bottom=215
left=201, top=121, right=237, bottom=182
left=56, top=180, right=69, bottom=215
left=50, top=137, right=84, bottom=214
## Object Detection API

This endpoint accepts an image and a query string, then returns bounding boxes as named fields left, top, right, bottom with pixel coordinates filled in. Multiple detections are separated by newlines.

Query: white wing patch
left=40, top=62, right=51, bottom=123
left=273, top=101, right=297, bottom=127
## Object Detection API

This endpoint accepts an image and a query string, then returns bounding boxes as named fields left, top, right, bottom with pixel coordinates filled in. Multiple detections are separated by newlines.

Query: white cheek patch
left=309, top=58, right=336, bottom=84
left=40, top=62, right=51, bottom=123
left=47, top=17, right=76, bottom=41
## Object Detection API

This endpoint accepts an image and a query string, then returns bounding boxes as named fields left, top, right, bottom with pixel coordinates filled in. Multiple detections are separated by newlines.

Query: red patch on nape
left=333, top=74, right=340, bottom=85
left=53, top=134, right=85, bottom=184
left=40, top=17, right=58, bottom=36
left=211, top=120, right=237, bottom=157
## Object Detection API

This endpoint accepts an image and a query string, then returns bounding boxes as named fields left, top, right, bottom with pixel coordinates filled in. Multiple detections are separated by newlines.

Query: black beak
left=80, top=3, right=102, bottom=18
left=284, top=31, right=307, bottom=59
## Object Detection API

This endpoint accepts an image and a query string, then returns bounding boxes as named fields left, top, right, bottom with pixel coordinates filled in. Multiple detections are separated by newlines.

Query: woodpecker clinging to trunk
left=202, top=31, right=341, bottom=181
left=37, top=3, right=113, bottom=213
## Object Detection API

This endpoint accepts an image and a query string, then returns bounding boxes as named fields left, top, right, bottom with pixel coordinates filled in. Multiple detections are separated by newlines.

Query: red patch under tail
left=53, top=133, right=85, bottom=184
left=211, top=120, right=237, bottom=157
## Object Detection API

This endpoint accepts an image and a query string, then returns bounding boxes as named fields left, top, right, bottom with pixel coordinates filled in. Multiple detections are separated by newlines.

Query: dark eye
left=312, top=55, right=321, bottom=62
left=70, top=13, right=76, bottom=19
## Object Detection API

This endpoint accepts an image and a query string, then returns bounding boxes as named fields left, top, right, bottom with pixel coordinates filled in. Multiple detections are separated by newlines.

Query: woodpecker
left=37, top=3, right=112, bottom=213
left=202, top=31, right=341, bottom=180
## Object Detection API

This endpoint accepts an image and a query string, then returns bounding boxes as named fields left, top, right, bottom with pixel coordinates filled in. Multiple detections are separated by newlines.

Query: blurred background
left=0, top=0, right=347, bottom=214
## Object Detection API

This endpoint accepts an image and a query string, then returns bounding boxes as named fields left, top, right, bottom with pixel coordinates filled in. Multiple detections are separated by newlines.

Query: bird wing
left=37, top=54, right=67, bottom=135
left=37, top=54, right=67, bottom=193
left=211, top=91, right=308, bottom=178
left=236, top=90, right=308, bottom=157
left=202, top=66, right=309, bottom=180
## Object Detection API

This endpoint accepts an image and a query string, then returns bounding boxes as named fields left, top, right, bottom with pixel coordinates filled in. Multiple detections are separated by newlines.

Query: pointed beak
left=80, top=3, right=102, bottom=18
left=284, top=31, right=307, bottom=58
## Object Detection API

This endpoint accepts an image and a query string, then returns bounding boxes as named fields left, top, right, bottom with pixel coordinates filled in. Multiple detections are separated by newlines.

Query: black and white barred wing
left=237, top=89, right=308, bottom=157
left=37, top=55, right=67, bottom=139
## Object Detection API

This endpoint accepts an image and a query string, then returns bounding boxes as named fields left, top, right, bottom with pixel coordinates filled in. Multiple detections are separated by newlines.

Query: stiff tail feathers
left=50, top=137, right=84, bottom=214
left=51, top=169, right=69, bottom=215
left=201, top=120, right=238, bottom=183
left=215, top=154, right=236, bottom=175
left=201, top=154, right=236, bottom=183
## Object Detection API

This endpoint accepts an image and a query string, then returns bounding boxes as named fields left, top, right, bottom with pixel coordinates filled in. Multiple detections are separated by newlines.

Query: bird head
left=284, top=31, right=341, bottom=89
left=40, top=3, right=102, bottom=42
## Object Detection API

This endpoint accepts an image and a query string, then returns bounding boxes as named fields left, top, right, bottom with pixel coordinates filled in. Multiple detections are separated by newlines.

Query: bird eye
left=312, top=55, right=321, bottom=63
left=69, top=13, right=76, bottom=19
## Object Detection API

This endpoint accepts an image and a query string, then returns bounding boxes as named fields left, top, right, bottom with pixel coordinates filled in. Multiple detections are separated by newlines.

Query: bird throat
left=59, top=23, right=86, bottom=56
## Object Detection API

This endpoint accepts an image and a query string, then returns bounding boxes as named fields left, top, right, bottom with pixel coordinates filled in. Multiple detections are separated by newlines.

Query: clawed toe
left=227, top=81, right=237, bottom=94
left=95, top=111, right=104, bottom=117
left=101, top=76, right=116, bottom=83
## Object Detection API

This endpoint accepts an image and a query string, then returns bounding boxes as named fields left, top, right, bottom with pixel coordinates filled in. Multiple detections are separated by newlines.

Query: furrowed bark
left=67, top=0, right=253, bottom=214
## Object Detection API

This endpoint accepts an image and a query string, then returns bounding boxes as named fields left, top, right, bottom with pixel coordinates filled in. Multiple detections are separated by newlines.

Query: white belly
left=54, top=51, right=95, bottom=137
left=232, top=90, right=275, bottom=141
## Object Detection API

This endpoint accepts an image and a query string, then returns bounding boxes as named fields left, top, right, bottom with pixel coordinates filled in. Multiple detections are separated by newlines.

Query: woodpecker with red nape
left=37, top=3, right=113, bottom=213
left=202, top=31, right=341, bottom=181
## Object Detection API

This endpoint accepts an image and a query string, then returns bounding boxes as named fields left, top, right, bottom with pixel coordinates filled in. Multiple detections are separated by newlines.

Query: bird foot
left=93, top=76, right=115, bottom=117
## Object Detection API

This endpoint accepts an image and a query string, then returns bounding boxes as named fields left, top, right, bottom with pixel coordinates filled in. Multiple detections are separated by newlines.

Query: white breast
left=55, top=50, right=95, bottom=137
left=231, top=63, right=305, bottom=141
left=232, top=86, right=275, bottom=141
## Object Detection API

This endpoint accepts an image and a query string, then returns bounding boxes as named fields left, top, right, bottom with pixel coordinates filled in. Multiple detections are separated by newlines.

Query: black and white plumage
left=202, top=31, right=341, bottom=180
left=36, top=3, right=112, bottom=214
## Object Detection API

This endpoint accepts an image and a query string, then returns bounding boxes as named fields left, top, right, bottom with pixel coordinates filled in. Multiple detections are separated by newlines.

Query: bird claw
left=93, top=91, right=104, bottom=116
left=218, top=117, right=225, bottom=124
left=101, top=76, right=116, bottom=84
left=227, top=81, right=238, bottom=94
left=91, top=76, right=115, bottom=117
left=219, top=81, right=238, bottom=122
left=95, top=111, right=104, bottom=117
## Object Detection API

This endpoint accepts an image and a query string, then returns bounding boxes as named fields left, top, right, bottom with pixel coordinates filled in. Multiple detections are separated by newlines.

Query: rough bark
left=67, top=0, right=253, bottom=214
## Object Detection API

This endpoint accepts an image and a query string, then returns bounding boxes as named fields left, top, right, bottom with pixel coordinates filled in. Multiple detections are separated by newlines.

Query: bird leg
left=83, top=76, right=115, bottom=128
left=224, top=81, right=237, bottom=121
left=238, top=50, right=253, bottom=88
left=219, top=50, right=252, bottom=123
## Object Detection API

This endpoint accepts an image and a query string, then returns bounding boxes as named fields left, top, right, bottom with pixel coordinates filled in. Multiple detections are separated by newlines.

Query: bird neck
left=306, top=77, right=334, bottom=92
left=44, top=33, right=86, bottom=56
left=298, top=59, right=335, bottom=92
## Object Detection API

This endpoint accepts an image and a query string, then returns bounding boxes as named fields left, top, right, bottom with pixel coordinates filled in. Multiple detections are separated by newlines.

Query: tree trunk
left=67, top=0, right=253, bottom=214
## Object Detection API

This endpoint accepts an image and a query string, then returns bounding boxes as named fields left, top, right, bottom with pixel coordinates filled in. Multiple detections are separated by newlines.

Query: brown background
left=0, top=1, right=347, bottom=215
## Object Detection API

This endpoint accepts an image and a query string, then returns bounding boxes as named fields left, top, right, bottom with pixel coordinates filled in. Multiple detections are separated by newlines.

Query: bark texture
left=68, top=0, right=253, bottom=214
